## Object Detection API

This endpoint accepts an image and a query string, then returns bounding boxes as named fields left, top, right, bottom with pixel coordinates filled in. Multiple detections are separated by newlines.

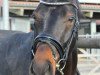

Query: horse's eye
left=68, top=17, right=75, bottom=22
left=33, top=16, right=36, bottom=20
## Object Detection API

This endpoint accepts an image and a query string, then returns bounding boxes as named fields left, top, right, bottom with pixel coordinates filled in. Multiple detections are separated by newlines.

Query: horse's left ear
left=71, top=0, right=85, bottom=19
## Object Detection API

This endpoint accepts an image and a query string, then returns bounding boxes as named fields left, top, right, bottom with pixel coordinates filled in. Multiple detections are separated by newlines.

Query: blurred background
left=0, top=0, right=100, bottom=75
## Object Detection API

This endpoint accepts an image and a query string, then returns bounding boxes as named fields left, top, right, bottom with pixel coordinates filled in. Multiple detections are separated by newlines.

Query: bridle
left=32, top=0, right=79, bottom=75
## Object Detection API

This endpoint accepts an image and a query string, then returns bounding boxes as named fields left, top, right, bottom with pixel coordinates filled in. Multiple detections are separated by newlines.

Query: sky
left=79, top=0, right=100, bottom=3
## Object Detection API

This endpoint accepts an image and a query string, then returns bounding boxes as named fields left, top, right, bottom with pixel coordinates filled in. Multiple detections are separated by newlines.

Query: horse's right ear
left=71, top=0, right=85, bottom=19
left=78, top=9, right=85, bottom=19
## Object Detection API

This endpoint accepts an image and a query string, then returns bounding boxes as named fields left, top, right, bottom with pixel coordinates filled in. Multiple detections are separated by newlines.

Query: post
left=91, top=20, right=96, bottom=35
left=90, top=20, right=97, bottom=56
left=3, top=0, right=9, bottom=30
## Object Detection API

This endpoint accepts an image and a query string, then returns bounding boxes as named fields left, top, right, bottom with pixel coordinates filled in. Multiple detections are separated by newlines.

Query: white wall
left=0, top=17, right=31, bottom=32
left=0, top=18, right=3, bottom=29
left=79, top=0, right=100, bottom=3
left=11, top=18, right=30, bottom=32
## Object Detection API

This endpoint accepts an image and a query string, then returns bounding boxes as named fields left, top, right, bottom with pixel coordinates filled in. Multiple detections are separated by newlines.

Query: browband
left=40, top=0, right=71, bottom=5
left=40, top=0, right=78, bottom=9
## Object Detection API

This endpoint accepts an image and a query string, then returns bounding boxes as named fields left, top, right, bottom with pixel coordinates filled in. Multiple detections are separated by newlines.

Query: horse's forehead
left=37, top=5, right=74, bottom=15
left=36, top=6, right=68, bottom=18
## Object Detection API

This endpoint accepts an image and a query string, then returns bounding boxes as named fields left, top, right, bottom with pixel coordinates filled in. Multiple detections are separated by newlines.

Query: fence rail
left=77, top=35, right=100, bottom=48
left=78, top=48, right=100, bottom=75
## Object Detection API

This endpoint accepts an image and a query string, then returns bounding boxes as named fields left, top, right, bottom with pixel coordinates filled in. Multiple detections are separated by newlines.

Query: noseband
left=32, top=0, right=79, bottom=75
left=33, top=34, right=64, bottom=59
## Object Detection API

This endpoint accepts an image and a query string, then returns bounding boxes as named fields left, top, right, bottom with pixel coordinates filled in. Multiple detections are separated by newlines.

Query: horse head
left=30, top=0, right=81, bottom=75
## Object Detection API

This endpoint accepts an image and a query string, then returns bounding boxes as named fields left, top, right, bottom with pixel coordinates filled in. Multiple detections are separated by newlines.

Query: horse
left=0, top=30, right=34, bottom=75
left=29, top=0, right=82, bottom=75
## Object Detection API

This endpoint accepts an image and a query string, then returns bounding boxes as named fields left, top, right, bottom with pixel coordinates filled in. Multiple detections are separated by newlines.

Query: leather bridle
left=32, top=0, right=79, bottom=75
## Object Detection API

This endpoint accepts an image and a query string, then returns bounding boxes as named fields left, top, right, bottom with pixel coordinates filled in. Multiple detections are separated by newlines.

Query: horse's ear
left=71, top=0, right=85, bottom=19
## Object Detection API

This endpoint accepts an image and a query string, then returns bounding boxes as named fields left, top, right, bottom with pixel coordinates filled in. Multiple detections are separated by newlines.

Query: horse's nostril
left=30, top=64, right=36, bottom=75
left=30, top=66, right=34, bottom=74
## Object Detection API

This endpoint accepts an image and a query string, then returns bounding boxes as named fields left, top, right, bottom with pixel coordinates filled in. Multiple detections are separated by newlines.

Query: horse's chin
left=45, top=66, right=53, bottom=75
left=45, top=70, right=51, bottom=75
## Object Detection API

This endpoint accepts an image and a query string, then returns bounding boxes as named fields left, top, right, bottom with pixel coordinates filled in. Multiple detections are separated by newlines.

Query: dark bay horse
left=0, top=30, right=34, bottom=75
left=30, top=0, right=82, bottom=75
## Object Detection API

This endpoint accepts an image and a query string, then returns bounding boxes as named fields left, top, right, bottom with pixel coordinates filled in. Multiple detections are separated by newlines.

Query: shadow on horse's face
left=30, top=1, right=79, bottom=75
